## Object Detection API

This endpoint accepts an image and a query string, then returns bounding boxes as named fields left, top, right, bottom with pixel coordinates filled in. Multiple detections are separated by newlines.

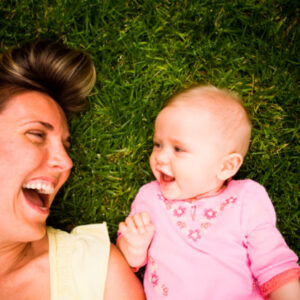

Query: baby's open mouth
left=161, top=172, right=175, bottom=183
left=22, top=182, right=54, bottom=210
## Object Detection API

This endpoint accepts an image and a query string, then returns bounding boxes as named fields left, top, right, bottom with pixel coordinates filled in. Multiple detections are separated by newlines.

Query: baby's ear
left=217, top=153, right=243, bottom=181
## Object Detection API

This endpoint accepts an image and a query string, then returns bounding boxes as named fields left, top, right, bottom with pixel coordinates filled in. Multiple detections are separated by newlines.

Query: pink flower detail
left=220, top=202, right=227, bottom=210
left=151, top=271, right=159, bottom=286
left=162, top=284, right=169, bottom=296
left=225, top=196, right=237, bottom=204
left=173, top=206, right=186, bottom=217
left=149, top=256, right=155, bottom=265
left=157, top=193, right=165, bottom=201
left=177, top=221, right=186, bottom=229
left=204, top=208, right=217, bottom=219
left=200, top=222, right=211, bottom=229
left=158, top=192, right=172, bottom=207
left=165, top=202, right=173, bottom=210
left=164, top=199, right=173, bottom=210
left=188, top=229, right=201, bottom=241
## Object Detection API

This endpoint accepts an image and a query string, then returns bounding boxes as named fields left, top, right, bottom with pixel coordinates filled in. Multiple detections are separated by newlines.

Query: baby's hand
left=119, top=212, right=155, bottom=249
left=118, top=212, right=155, bottom=267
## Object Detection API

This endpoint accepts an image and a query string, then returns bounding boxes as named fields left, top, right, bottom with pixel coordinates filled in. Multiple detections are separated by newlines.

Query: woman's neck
left=0, top=241, right=29, bottom=275
left=0, top=235, right=50, bottom=300
left=0, top=235, right=48, bottom=276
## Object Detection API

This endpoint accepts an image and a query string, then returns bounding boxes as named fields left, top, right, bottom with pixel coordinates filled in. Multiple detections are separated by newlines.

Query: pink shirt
left=129, top=179, right=299, bottom=299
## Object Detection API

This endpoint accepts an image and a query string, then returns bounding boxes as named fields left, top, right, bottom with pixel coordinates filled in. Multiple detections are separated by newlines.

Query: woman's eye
left=26, top=131, right=46, bottom=142
left=64, top=143, right=71, bottom=153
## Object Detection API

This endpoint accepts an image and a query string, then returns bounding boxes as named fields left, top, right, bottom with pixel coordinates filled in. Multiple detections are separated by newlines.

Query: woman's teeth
left=22, top=182, right=54, bottom=194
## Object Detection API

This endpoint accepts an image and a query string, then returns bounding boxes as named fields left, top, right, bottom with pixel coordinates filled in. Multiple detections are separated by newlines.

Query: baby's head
left=150, top=85, right=251, bottom=200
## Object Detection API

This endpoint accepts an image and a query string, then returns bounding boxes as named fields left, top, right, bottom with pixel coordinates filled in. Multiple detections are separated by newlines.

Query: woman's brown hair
left=0, top=40, right=96, bottom=113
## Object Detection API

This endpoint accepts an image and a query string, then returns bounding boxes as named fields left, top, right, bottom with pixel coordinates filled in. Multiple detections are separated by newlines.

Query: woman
left=0, top=40, right=145, bottom=299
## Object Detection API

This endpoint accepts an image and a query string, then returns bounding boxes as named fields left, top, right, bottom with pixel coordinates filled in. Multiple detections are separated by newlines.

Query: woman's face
left=0, top=91, right=73, bottom=243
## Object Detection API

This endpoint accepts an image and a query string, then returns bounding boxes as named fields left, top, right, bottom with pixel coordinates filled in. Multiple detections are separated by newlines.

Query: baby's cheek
left=149, top=157, right=157, bottom=176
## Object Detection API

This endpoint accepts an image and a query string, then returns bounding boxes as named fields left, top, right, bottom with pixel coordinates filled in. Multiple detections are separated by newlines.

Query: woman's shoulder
left=48, top=223, right=110, bottom=300
left=48, top=223, right=110, bottom=251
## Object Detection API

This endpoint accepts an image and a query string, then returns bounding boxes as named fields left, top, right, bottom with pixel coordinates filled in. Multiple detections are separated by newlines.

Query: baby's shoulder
left=138, top=180, right=161, bottom=195
left=229, top=179, right=267, bottom=196
left=229, top=179, right=275, bottom=216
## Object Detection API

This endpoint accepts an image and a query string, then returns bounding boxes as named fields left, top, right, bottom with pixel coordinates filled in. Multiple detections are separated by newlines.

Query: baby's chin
left=161, top=187, right=202, bottom=201
left=155, top=174, right=193, bottom=200
left=160, top=189, right=186, bottom=201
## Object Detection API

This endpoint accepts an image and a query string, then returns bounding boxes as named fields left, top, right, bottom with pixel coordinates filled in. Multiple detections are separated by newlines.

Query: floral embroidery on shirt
left=151, top=271, right=159, bottom=286
left=225, top=196, right=236, bottom=204
left=148, top=255, right=169, bottom=296
left=173, top=206, right=186, bottom=217
left=188, top=229, right=201, bottom=241
left=204, top=208, right=217, bottom=219
left=177, top=221, right=187, bottom=229
left=159, top=192, right=237, bottom=242
left=200, top=222, right=211, bottom=229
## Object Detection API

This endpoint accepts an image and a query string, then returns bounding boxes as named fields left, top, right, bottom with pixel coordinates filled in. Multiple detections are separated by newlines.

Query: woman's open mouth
left=22, top=181, right=54, bottom=213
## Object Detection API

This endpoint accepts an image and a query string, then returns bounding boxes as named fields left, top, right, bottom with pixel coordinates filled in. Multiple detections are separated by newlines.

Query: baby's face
left=149, top=101, right=226, bottom=200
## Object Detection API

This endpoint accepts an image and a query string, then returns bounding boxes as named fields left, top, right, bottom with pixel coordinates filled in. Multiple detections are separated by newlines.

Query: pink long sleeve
left=241, top=181, right=299, bottom=290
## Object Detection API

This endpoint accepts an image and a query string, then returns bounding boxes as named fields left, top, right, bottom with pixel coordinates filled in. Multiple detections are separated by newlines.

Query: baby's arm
left=242, top=181, right=300, bottom=299
left=117, top=212, right=155, bottom=268
left=269, top=278, right=300, bottom=300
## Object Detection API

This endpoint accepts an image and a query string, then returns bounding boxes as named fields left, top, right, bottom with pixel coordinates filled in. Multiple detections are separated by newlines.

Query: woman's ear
left=217, top=153, right=243, bottom=181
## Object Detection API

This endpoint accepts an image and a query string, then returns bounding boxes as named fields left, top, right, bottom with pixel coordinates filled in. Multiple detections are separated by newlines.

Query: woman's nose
left=47, top=145, right=73, bottom=171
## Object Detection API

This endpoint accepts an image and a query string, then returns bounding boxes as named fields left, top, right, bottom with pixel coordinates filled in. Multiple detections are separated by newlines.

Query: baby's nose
left=156, top=149, right=170, bottom=165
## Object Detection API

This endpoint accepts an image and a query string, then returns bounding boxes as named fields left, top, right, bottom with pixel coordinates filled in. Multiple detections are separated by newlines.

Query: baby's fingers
left=119, top=216, right=139, bottom=236
left=118, top=221, right=130, bottom=236
left=124, top=216, right=140, bottom=234
left=132, top=213, right=148, bottom=234
left=140, top=211, right=152, bottom=226
left=145, top=222, right=155, bottom=235
left=139, top=212, right=155, bottom=235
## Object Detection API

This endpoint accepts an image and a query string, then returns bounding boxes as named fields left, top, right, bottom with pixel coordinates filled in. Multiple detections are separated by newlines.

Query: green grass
left=1, top=0, right=299, bottom=255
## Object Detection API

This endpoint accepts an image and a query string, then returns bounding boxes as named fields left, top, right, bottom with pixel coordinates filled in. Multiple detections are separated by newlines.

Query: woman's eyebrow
left=21, top=120, right=54, bottom=129
left=39, top=121, right=54, bottom=130
left=39, top=121, right=71, bottom=144
left=23, top=121, right=70, bottom=142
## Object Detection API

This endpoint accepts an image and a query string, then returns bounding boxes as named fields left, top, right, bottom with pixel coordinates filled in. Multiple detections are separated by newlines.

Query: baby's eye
left=153, top=141, right=161, bottom=148
left=174, top=146, right=184, bottom=153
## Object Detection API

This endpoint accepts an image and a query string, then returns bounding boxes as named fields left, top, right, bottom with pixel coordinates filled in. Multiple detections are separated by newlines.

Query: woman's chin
left=18, top=224, right=47, bottom=243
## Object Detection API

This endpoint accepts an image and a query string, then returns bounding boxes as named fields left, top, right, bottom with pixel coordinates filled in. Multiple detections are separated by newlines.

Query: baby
left=117, top=85, right=300, bottom=299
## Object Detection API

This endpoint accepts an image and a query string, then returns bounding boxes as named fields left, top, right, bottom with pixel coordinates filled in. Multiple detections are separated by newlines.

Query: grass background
left=1, top=0, right=299, bottom=256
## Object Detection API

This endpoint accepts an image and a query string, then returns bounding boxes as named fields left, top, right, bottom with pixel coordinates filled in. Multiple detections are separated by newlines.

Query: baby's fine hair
left=0, top=40, right=96, bottom=113
left=165, top=85, right=247, bottom=112
left=165, top=85, right=252, bottom=157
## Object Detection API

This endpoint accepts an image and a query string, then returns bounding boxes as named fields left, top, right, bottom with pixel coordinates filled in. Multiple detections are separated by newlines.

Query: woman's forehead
left=1, top=91, right=69, bottom=132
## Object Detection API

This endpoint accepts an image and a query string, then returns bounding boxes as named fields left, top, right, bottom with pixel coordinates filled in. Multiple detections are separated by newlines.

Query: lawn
left=1, top=0, right=299, bottom=255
